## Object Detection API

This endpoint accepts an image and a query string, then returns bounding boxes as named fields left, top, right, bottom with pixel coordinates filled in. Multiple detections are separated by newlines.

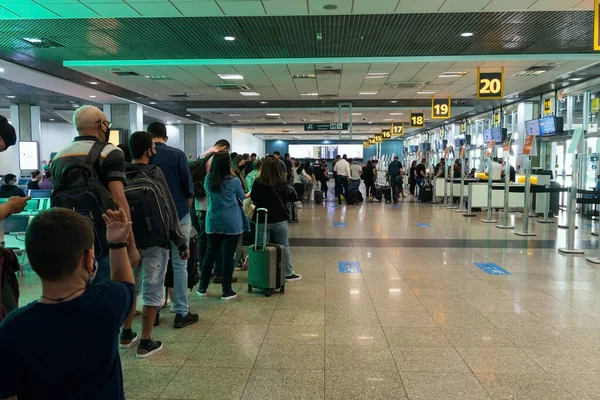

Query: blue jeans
left=171, top=213, right=191, bottom=315
left=267, top=221, right=294, bottom=276
left=416, top=178, right=424, bottom=201
left=133, top=247, right=170, bottom=307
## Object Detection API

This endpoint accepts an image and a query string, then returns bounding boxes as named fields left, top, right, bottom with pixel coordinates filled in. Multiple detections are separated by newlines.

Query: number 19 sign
left=431, top=98, right=451, bottom=119
left=477, top=67, right=504, bottom=100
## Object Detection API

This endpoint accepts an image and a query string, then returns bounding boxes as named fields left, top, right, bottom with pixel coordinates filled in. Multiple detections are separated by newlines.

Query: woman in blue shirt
left=197, top=151, right=249, bottom=301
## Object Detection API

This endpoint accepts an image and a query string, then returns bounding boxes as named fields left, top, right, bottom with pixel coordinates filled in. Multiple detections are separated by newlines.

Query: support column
left=183, top=124, right=202, bottom=159
left=103, top=104, right=134, bottom=138
left=128, top=104, right=143, bottom=135
left=8, top=104, right=41, bottom=174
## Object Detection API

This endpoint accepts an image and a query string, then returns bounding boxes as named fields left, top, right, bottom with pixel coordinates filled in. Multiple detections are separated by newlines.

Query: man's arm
left=0, top=196, right=30, bottom=220
left=102, top=208, right=134, bottom=284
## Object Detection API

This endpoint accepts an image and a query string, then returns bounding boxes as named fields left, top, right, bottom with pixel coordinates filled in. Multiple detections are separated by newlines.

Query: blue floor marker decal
left=390, top=205, right=400, bottom=209
left=333, top=222, right=346, bottom=227
left=339, top=261, right=362, bottom=273
left=416, top=223, right=432, bottom=228
left=474, top=262, right=511, bottom=275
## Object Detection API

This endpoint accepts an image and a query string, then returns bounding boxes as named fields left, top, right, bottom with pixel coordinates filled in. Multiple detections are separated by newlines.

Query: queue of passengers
left=0, top=106, right=301, bottom=399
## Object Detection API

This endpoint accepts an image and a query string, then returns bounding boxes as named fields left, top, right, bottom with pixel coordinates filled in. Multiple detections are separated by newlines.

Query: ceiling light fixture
left=461, top=32, right=474, bottom=37
left=72, top=104, right=80, bottom=107
left=217, top=74, right=244, bottom=80
left=368, top=121, right=373, bottom=124
left=365, top=73, right=390, bottom=79
left=0, top=67, right=4, bottom=73
left=149, top=101, right=157, bottom=105
left=49, top=118, right=55, bottom=121
left=228, top=113, right=240, bottom=117
left=300, top=93, right=319, bottom=96
left=186, top=114, right=191, bottom=116
left=143, top=111, right=148, bottom=113
left=382, top=119, right=394, bottom=121
left=352, top=113, right=363, bottom=116
left=439, top=72, right=467, bottom=78
left=390, top=112, right=403, bottom=116
left=569, top=77, right=584, bottom=81
left=6, top=95, right=15, bottom=99
left=359, top=91, right=378, bottom=95
left=266, top=113, right=280, bottom=116
left=239, top=91, right=260, bottom=96
left=417, top=90, right=438, bottom=95
left=260, top=101, right=268, bottom=104
left=23, top=37, right=42, bottom=43
left=89, top=95, right=96, bottom=98
left=176, top=120, right=181, bottom=123
left=323, top=4, right=338, bottom=10
left=88, top=81, right=98, bottom=85
left=224, top=36, right=236, bottom=41
left=390, top=100, right=398, bottom=103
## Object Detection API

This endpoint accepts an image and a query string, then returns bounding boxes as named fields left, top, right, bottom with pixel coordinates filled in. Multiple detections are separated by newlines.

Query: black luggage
left=164, top=236, right=201, bottom=291
left=346, top=190, right=359, bottom=205
left=421, top=181, right=433, bottom=203
left=549, top=181, right=561, bottom=217
left=374, top=186, right=383, bottom=202
left=356, top=190, right=364, bottom=203
left=314, top=189, right=323, bottom=204
left=288, top=202, right=299, bottom=223
left=384, top=187, right=392, bottom=203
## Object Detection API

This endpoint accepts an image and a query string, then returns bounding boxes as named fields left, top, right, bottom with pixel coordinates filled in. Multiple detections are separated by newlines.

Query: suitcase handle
left=254, top=208, right=268, bottom=251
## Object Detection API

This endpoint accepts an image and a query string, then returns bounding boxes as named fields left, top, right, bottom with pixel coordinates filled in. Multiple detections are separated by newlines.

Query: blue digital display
left=491, top=128, right=506, bottom=143
left=483, top=129, right=492, bottom=143
left=525, top=119, right=540, bottom=136
left=539, top=116, right=557, bottom=136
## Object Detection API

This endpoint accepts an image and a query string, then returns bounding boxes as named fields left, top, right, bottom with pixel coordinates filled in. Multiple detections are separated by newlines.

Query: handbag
left=272, top=187, right=292, bottom=220
left=242, top=197, right=255, bottom=220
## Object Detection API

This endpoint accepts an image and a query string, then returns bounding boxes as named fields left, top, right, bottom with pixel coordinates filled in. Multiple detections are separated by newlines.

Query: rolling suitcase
left=314, top=189, right=323, bottom=204
left=247, top=208, right=286, bottom=297
left=346, top=190, right=359, bottom=205
left=384, top=187, right=392, bottom=203
left=374, top=186, right=383, bottom=202
left=421, top=181, right=433, bottom=203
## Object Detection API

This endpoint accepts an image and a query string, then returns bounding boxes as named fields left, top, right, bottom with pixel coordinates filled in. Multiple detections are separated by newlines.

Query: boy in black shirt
left=0, top=207, right=135, bottom=399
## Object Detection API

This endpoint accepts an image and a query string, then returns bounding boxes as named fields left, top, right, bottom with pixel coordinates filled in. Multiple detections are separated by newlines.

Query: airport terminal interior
left=3, top=0, right=600, bottom=399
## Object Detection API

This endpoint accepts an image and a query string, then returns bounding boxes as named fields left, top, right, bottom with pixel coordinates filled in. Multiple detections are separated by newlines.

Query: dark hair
left=257, top=157, right=284, bottom=187
left=253, top=159, right=262, bottom=170
left=336, top=155, right=341, bottom=159
left=117, top=144, right=132, bottom=162
left=31, top=170, right=41, bottom=179
left=207, top=151, right=232, bottom=192
left=26, top=209, right=94, bottom=281
left=231, top=155, right=242, bottom=172
left=128, top=131, right=153, bottom=160
left=4, top=173, right=16, bottom=183
left=348, top=158, right=353, bottom=163
left=251, top=153, right=257, bottom=158
left=294, top=159, right=300, bottom=167
left=411, top=160, right=417, bottom=167
left=421, top=158, right=426, bottom=162
left=230, top=152, right=238, bottom=161
left=147, top=122, right=167, bottom=139
left=273, top=151, right=281, bottom=156
left=343, top=154, right=347, bottom=159
left=44, top=169, right=51, bottom=179
left=214, top=139, right=230, bottom=150
left=366, top=160, right=373, bottom=168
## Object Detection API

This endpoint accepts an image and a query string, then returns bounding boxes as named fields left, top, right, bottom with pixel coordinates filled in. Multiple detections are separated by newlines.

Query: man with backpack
left=120, top=132, right=189, bottom=357
left=193, top=139, right=233, bottom=284
left=387, top=155, right=406, bottom=204
left=51, top=106, right=140, bottom=282
left=148, top=122, right=198, bottom=329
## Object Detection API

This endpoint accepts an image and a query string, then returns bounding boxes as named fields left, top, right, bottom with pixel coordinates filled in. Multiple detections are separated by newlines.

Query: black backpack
left=125, top=165, right=170, bottom=250
left=189, top=152, right=216, bottom=200
left=51, top=142, right=116, bottom=259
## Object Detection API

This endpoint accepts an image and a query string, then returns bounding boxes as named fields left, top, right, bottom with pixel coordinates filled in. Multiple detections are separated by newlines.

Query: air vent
left=291, top=73, right=316, bottom=79
left=111, top=71, right=140, bottom=77
left=291, top=136, right=301, bottom=140
left=514, top=66, right=554, bottom=77
left=214, top=84, right=250, bottom=91
left=389, top=82, right=427, bottom=89
left=146, top=75, right=172, bottom=81
left=316, top=69, right=342, bottom=76
left=185, top=92, right=203, bottom=97
left=170, top=94, right=188, bottom=98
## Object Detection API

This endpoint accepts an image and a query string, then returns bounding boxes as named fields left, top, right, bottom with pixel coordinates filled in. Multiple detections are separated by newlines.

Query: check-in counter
left=434, top=178, right=479, bottom=199
left=469, top=183, right=526, bottom=208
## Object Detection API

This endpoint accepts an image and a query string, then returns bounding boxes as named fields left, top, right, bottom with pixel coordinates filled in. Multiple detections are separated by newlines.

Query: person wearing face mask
left=0, top=173, right=26, bottom=198
left=51, top=105, right=140, bottom=284
left=120, top=132, right=189, bottom=357
left=0, top=207, right=135, bottom=400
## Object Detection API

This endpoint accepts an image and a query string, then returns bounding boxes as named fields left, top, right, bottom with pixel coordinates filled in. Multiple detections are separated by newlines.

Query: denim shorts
left=133, top=246, right=170, bottom=307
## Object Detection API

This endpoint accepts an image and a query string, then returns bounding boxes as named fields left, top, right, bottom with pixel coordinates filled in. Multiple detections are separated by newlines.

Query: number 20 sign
left=477, top=67, right=504, bottom=100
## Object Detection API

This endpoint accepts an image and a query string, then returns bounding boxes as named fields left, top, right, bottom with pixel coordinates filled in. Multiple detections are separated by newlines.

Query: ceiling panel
left=173, top=1, right=224, bottom=17
left=353, top=0, right=400, bottom=14
left=440, top=0, right=493, bottom=12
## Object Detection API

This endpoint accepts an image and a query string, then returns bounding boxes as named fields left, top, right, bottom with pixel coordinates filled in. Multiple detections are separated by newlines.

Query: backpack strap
left=86, top=141, right=109, bottom=168
left=141, top=164, right=157, bottom=177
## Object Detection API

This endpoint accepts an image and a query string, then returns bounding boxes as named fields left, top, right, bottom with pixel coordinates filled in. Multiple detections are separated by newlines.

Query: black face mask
left=148, top=149, right=156, bottom=163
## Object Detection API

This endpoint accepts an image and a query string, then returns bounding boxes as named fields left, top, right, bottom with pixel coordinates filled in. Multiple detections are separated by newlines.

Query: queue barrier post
left=443, top=165, right=449, bottom=207
left=481, top=156, right=497, bottom=224
left=447, top=174, right=457, bottom=210
left=514, top=156, right=536, bottom=236
left=537, top=184, right=555, bottom=224
left=496, top=154, right=514, bottom=230
left=559, top=154, right=584, bottom=254
left=463, top=182, right=477, bottom=218
left=456, top=157, right=467, bottom=213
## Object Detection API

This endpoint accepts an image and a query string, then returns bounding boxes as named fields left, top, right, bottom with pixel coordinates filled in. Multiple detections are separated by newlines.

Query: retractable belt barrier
left=490, top=185, right=569, bottom=194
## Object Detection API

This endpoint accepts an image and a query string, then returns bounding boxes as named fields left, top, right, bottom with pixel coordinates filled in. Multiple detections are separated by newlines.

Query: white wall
left=232, top=128, right=265, bottom=156
left=40, top=122, right=78, bottom=162
left=166, top=125, right=183, bottom=152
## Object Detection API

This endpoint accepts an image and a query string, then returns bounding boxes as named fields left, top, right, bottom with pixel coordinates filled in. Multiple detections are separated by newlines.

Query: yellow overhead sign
left=493, top=112, right=500, bottom=125
left=374, top=134, right=383, bottom=143
left=543, top=98, right=552, bottom=115
left=392, top=122, right=404, bottom=136
left=431, top=98, right=451, bottom=119
left=410, top=112, right=425, bottom=128
left=477, top=67, right=504, bottom=100
left=381, top=129, right=392, bottom=139
left=363, top=140, right=370, bottom=148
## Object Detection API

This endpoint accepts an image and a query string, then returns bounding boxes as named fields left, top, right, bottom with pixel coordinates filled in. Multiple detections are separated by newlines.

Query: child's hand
left=102, top=208, right=131, bottom=244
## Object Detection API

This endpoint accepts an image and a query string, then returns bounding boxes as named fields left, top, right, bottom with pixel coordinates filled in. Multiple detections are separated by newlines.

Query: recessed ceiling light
left=143, top=111, right=148, bottom=113
left=209, top=122, right=214, bottom=124
left=73, top=104, right=80, bottom=107
left=309, top=119, right=321, bottom=122
left=224, top=36, right=236, bottom=41
left=6, top=95, right=15, bottom=99
left=365, top=73, right=390, bottom=79
left=390, top=112, right=403, bottom=116
left=382, top=119, right=394, bottom=121
left=0, top=67, right=4, bottom=73
left=469, top=112, right=476, bottom=115
left=461, top=32, right=474, bottom=37
left=88, top=81, right=98, bottom=85
left=323, top=4, right=338, bottom=10
left=239, top=91, right=260, bottom=96
left=359, top=91, right=378, bottom=95
left=176, top=120, right=181, bottom=123
left=149, top=101, right=157, bottom=105
left=218, top=74, right=244, bottom=80
left=49, top=118, right=55, bottom=121
left=260, top=101, right=268, bottom=104
left=569, top=77, right=584, bottom=81
left=23, top=37, right=42, bottom=43
left=89, top=95, right=96, bottom=98
left=439, top=72, right=467, bottom=78
left=368, top=121, right=373, bottom=124
left=266, top=113, right=280, bottom=116
left=417, top=90, right=438, bottom=95
left=283, top=122, right=287, bottom=124
left=390, top=100, right=398, bottom=103
left=300, top=93, right=319, bottom=96
left=186, top=114, right=191, bottom=117
left=352, top=113, right=363, bottom=116
left=228, top=113, right=240, bottom=117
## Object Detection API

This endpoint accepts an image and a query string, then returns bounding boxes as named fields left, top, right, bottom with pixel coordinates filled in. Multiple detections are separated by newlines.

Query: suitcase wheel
left=280, top=285, right=285, bottom=294
left=265, top=289, right=272, bottom=297
left=247, top=284, right=253, bottom=293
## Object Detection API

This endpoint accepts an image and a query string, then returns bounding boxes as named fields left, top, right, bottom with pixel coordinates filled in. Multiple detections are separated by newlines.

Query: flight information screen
left=288, top=144, right=363, bottom=159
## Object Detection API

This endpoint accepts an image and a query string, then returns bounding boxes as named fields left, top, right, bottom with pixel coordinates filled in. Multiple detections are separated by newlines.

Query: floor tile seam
left=155, top=295, right=229, bottom=399
left=239, top=291, right=282, bottom=400
left=363, top=244, right=410, bottom=397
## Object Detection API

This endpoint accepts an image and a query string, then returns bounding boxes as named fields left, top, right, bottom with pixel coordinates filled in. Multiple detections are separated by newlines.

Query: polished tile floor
left=15, top=193, right=600, bottom=399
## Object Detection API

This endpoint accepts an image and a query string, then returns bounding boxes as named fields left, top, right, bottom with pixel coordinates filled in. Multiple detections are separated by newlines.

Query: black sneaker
left=197, top=288, right=207, bottom=297
left=286, top=274, right=302, bottom=282
left=173, top=312, right=199, bottom=329
left=136, top=338, right=163, bottom=359
left=221, top=291, right=237, bottom=301
left=119, top=329, right=139, bottom=349
left=153, top=311, right=160, bottom=327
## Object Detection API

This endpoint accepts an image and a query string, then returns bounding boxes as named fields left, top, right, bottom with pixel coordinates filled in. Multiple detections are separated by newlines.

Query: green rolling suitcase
left=247, top=208, right=286, bottom=297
